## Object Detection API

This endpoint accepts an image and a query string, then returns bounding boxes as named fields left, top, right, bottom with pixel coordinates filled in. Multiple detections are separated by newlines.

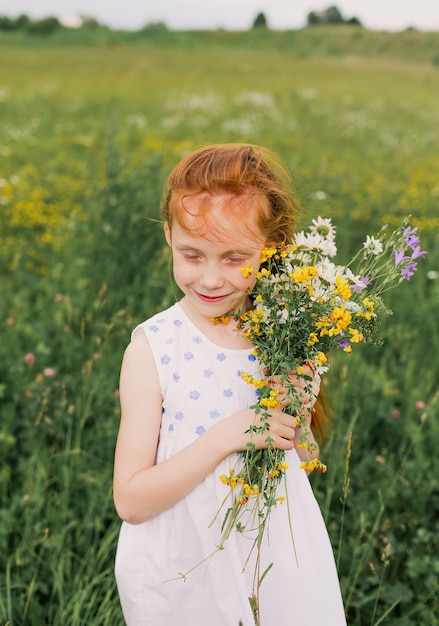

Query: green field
left=1, top=27, right=439, bottom=625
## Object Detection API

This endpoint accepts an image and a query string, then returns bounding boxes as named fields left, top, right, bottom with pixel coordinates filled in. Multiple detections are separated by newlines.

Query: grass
left=1, top=29, right=438, bottom=624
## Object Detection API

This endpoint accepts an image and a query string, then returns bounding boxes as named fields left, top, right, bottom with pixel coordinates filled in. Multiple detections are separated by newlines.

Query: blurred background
left=1, top=2, right=438, bottom=624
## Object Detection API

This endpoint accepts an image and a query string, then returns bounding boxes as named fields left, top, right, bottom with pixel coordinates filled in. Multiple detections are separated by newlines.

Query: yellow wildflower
left=289, top=266, right=318, bottom=284
left=260, top=395, right=281, bottom=408
left=256, top=267, right=271, bottom=279
left=241, top=373, right=267, bottom=389
left=349, top=328, right=365, bottom=343
left=210, top=315, right=229, bottom=325
left=356, top=297, right=375, bottom=320
left=315, top=352, right=328, bottom=367
left=241, top=265, right=253, bottom=278
left=335, top=275, right=352, bottom=301
left=308, top=332, right=319, bottom=347
left=260, top=247, right=277, bottom=263
left=276, top=461, right=289, bottom=470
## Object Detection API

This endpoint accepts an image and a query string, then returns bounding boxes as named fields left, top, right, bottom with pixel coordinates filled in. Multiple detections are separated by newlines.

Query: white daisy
left=309, top=216, right=336, bottom=240
left=363, top=235, right=384, bottom=256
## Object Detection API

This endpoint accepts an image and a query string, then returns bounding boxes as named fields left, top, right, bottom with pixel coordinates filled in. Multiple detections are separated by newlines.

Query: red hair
left=162, top=143, right=301, bottom=245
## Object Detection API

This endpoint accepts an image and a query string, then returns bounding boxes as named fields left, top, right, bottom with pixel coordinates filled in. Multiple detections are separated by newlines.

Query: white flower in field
left=427, top=270, right=439, bottom=280
left=314, top=191, right=327, bottom=200
left=343, top=298, right=362, bottom=313
left=363, top=235, right=384, bottom=256
left=277, top=308, right=289, bottom=324
left=293, top=231, right=322, bottom=249
left=234, top=91, right=275, bottom=108
left=293, top=231, right=337, bottom=257
left=310, top=216, right=336, bottom=240
left=344, top=268, right=369, bottom=292
left=315, top=259, right=339, bottom=285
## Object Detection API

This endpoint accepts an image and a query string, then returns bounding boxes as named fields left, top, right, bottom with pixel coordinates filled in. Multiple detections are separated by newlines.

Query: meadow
left=1, top=27, right=438, bottom=625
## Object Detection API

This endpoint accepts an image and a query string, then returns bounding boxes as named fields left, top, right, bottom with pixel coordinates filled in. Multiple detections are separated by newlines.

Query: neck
left=179, top=298, right=253, bottom=350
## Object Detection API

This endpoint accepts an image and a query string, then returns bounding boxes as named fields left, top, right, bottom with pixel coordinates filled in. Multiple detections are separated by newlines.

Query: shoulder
left=120, top=330, right=156, bottom=383
left=131, top=303, right=182, bottom=342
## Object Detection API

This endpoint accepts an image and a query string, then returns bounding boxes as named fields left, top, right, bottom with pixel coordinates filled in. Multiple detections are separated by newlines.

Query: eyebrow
left=178, top=245, right=252, bottom=256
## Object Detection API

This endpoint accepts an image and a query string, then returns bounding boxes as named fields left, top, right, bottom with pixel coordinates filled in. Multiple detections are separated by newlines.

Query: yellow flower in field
left=316, top=306, right=352, bottom=337
left=356, top=297, right=375, bottom=320
left=289, top=265, right=318, bottom=284
left=251, top=309, right=264, bottom=322
left=241, top=265, right=253, bottom=278
left=241, top=372, right=266, bottom=389
left=276, top=461, right=289, bottom=470
left=242, top=484, right=260, bottom=498
left=349, top=328, right=364, bottom=343
left=300, top=458, right=328, bottom=473
left=308, top=332, right=319, bottom=347
left=210, top=315, right=230, bottom=325
left=315, top=352, right=328, bottom=367
left=335, top=275, right=352, bottom=301
left=260, top=247, right=277, bottom=263
left=256, top=267, right=271, bottom=279
left=306, top=283, right=315, bottom=297
left=220, top=469, right=241, bottom=488
left=260, top=389, right=280, bottom=408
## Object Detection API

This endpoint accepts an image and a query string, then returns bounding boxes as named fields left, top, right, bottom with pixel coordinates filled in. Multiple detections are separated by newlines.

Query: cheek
left=241, top=274, right=257, bottom=291
left=172, top=258, right=201, bottom=287
left=232, top=266, right=259, bottom=291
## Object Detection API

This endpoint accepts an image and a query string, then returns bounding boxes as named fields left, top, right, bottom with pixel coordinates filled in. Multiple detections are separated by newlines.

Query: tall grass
left=1, top=33, right=438, bottom=624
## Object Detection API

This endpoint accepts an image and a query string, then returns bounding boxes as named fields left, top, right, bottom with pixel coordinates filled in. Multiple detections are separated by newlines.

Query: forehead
left=171, top=192, right=267, bottom=246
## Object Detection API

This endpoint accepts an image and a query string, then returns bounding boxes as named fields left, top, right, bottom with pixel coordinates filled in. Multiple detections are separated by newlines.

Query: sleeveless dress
left=115, top=302, right=347, bottom=626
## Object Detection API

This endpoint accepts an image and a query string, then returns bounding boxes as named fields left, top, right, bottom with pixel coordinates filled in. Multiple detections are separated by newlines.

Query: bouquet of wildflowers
left=212, top=216, right=427, bottom=624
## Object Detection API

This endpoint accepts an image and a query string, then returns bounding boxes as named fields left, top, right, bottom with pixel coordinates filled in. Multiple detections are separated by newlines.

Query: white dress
left=115, top=302, right=346, bottom=626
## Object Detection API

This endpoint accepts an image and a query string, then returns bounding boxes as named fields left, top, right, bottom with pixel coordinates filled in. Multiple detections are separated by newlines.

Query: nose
left=199, top=265, right=225, bottom=290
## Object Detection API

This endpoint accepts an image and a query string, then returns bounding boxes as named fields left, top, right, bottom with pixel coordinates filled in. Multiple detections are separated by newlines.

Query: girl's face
left=164, top=193, right=266, bottom=321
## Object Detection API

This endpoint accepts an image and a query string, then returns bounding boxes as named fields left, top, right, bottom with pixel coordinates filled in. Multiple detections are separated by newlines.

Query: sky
left=1, top=0, right=439, bottom=32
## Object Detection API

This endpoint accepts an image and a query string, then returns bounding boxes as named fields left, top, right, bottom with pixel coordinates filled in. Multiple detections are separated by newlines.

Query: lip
left=196, top=292, right=231, bottom=303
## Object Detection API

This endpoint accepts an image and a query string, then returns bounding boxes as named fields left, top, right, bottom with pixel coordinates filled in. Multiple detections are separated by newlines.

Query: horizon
left=2, top=1, right=439, bottom=33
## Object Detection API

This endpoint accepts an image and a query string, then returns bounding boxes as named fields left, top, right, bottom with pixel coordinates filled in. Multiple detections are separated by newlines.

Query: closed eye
left=182, top=253, right=202, bottom=262
left=226, top=256, right=247, bottom=264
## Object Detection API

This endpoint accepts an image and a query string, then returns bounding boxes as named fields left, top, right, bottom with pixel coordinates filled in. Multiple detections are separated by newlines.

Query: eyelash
left=183, top=254, right=201, bottom=261
left=182, top=254, right=245, bottom=265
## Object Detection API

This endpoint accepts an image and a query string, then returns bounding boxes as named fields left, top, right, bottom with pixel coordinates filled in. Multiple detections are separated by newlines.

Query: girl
left=113, top=144, right=347, bottom=625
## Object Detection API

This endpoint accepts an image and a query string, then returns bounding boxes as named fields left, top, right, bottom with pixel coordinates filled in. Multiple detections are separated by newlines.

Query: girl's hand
left=268, top=366, right=320, bottom=424
left=266, top=367, right=321, bottom=462
left=222, top=407, right=296, bottom=453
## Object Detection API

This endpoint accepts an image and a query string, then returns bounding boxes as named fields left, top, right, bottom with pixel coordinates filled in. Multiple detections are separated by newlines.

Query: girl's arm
left=113, top=332, right=296, bottom=525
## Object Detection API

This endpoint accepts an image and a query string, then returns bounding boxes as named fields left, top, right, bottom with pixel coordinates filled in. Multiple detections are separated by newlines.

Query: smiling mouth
left=196, top=292, right=230, bottom=303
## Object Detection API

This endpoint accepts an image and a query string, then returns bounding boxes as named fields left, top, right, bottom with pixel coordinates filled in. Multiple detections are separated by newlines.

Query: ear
left=164, top=221, right=172, bottom=247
